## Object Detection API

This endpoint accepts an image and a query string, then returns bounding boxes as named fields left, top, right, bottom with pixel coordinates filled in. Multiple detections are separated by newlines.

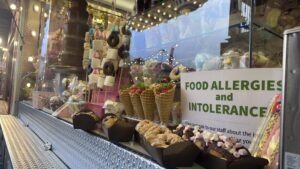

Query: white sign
left=181, top=68, right=282, bottom=147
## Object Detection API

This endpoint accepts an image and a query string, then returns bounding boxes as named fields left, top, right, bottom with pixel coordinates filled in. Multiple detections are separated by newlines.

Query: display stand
left=86, top=68, right=124, bottom=119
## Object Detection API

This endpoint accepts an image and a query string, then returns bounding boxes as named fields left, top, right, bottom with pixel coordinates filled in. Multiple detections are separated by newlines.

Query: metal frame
left=281, top=26, right=300, bottom=169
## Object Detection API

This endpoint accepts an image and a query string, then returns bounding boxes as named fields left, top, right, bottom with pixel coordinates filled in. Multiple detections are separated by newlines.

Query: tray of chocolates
left=102, top=113, right=137, bottom=142
left=136, top=120, right=200, bottom=167
left=173, top=124, right=269, bottom=169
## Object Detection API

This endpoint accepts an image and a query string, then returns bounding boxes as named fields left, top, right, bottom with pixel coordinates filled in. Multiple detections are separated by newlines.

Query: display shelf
left=253, top=18, right=283, bottom=39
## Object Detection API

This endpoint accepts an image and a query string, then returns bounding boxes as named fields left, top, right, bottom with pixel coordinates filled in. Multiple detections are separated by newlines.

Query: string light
left=28, top=56, right=34, bottom=62
left=163, top=12, right=166, bottom=15
left=31, top=31, right=37, bottom=37
left=157, top=9, right=160, bottom=13
left=33, top=4, right=39, bottom=12
left=168, top=4, right=172, bottom=8
left=26, top=83, right=31, bottom=88
left=10, top=4, right=17, bottom=10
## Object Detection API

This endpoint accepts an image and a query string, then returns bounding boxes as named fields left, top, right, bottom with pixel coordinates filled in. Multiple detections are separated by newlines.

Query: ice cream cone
left=154, top=85, right=175, bottom=125
left=119, top=90, right=135, bottom=116
left=140, top=89, right=156, bottom=120
left=130, top=94, right=145, bottom=119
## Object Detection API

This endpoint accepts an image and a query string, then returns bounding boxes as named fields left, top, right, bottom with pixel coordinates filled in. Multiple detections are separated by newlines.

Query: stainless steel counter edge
left=18, top=102, right=165, bottom=169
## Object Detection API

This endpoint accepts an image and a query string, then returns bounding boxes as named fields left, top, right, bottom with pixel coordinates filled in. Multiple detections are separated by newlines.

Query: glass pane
left=253, top=0, right=300, bottom=67
left=130, top=0, right=251, bottom=71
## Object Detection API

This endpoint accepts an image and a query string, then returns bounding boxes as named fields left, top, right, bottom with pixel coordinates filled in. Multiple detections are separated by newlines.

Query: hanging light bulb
left=147, top=13, right=151, bottom=18
left=169, top=14, right=172, bottom=18
left=163, top=12, right=166, bottom=15
left=157, top=9, right=161, bottom=13
left=151, top=22, right=154, bottom=25
left=168, top=4, right=172, bottom=8
left=145, top=20, right=148, bottom=23
left=154, top=16, right=157, bottom=20
left=159, top=18, right=162, bottom=22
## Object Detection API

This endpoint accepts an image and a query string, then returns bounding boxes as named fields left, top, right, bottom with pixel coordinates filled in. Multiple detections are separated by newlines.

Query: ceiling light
left=26, top=83, right=31, bottom=88
left=193, top=1, right=197, bottom=4
left=33, top=4, right=39, bottom=12
left=163, top=12, right=166, bottom=15
left=159, top=18, right=162, bottom=21
left=31, top=31, right=37, bottom=37
left=132, top=22, right=135, bottom=25
left=142, top=25, right=145, bottom=28
left=169, top=14, right=172, bottom=18
left=139, top=18, right=143, bottom=21
left=151, top=22, right=154, bottom=25
left=28, top=56, right=34, bottom=62
left=168, top=4, right=172, bottom=8
left=145, top=20, right=148, bottom=23
left=44, top=12, right=48, bottom=18
left=162, top=2, right=165, bottom=6
left=157, top=9, right=160, bottom=13
left=174, top=7, right=178, bottom=11
left=137, top=23, right=140, bottom=27
left=154, top=16, right=157, bottom=19
left=147, top=13, right=151, bottom=17
left=10, top=4, right=17, bottom=10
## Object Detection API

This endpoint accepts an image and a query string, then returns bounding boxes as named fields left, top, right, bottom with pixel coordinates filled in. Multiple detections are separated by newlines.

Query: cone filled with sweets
left=154, top=83, right=176, bottom=125
left=119, top=89, right=135, bottom=116
left=140, top=87, right=156, bottom=120
left=129, top=84, right=146, bottom=119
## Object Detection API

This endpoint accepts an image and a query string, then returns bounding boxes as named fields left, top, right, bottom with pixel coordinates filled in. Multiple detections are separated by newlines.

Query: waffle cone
left=130, top=94, right=145, bottom=119
left=154, top=86, right=175, bottom=124
left=140, top=89, right=156, bottom=120
left=119, top=91, right=135, bottom=116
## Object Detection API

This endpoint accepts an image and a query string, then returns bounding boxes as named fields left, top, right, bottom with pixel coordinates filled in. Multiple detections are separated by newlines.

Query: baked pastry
left=102, top=115, right=118, bottom=128
left=135, top=120, right=155, bottom=134
left=169, top=65, right=187, bottom=81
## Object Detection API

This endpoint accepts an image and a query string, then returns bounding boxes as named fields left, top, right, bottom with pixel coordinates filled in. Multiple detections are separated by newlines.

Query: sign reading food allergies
left=181, top=68, right=282, bottom=147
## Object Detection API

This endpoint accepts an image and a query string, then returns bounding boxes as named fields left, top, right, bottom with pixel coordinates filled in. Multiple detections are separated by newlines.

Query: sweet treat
left=182, top=125, right=194, bottom=141
left=107, top=31, right=120, bottom=48
left=92, top=40, right=104, bottom=51
left=103, top=61, right=115, bottom=76
left=119, top=89, right=135, bottom=116
left=50, top=96, right=64, bottom=111
left=173, top=124, right=185, bottom=137
left=104, top=76, right=115, bottom=87
left=169, top=65, right=187, bottom=81
left=136, top=120, right=183, bottom=148
left=97, top=75, right=105, bottom=89
left=140, top=86, right=156, bottom=120
left=106, top=48, right=118, bottom=60
left=102, top=115, right=118, bottom=128
left=135, top=120, right=156, bottom=134
left=153, top=83, right=176, bottom=124
left=72, top=111, right=99, bottom=131
left=129, top=84, right=147, bottom=119
left=118, top=45, right=130, bottom=59
left=222, top=50, right=240, bottom=69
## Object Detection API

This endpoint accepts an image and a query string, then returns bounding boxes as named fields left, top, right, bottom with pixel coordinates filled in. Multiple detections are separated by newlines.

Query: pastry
left=102, top=115, right=118, bottom=128
left=169, top=65, right=187, bottom=81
